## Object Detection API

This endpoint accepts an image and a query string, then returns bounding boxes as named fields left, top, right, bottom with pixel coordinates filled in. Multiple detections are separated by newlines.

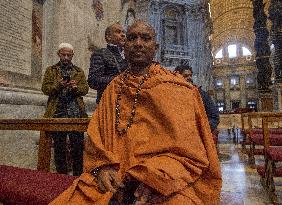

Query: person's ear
left=155, top=42, right=159, bottom=50
left=105, top=34, right=111, bottom=43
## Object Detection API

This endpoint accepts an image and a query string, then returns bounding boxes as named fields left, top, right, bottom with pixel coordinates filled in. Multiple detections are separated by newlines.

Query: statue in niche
left=31, top=1, right=43, bottom=78
left=92, top=0, right=104, bottom=21
left=125, top=8, right=135, bottom=27
left=32, top=10, right=42, bottom=54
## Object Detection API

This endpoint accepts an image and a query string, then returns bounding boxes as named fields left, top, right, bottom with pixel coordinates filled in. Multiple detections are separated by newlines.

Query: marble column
left=149, top=1, right=161, bottom=61
left=240, top=75, right=246, bottom=108
left=224, top=76, right=231, bottom=110
left=269, top=0, right=282, bottom=82
left=252, top=0, right=273, bottom=111
left=252, top=0, right=272, bottom=91
left=269, top=0, right=282, bottom=111
left=270, top=83, right=282, bottom=111
left=184, top=4, right=206, bottom=85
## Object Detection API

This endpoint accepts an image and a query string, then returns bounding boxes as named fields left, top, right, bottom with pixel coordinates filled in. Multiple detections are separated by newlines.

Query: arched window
left=215, top=49, right=223, bottom=59
left=242, top=47, right=252, bottom=56
left=213, top=44, right=253, bottom=61
left=228, top=44, right=237, bottom=58
left=125, top=8, right=135, bottom=28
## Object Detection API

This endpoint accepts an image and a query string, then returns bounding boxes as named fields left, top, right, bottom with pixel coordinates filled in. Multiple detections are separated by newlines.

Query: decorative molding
left=0, top=87, right=96, bottom=113
left=0, top=87, right=47, bottom=106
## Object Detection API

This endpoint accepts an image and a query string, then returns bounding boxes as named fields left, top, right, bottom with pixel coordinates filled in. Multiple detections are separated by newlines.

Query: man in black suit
left=88, top=23, right=127, bottom=104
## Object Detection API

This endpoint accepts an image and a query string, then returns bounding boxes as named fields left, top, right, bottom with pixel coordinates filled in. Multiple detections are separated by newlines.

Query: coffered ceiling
left=210, top=0, right=270, bottom=54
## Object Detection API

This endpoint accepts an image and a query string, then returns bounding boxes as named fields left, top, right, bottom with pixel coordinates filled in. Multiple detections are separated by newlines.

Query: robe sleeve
left=83, top=82, right=120, bottom=173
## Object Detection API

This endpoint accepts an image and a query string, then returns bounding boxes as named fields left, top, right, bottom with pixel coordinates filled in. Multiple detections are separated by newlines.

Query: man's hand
left=58, top=78, right=69, bottom=87
left=69, top=80, right=78, bottom=89
left=96, top=166, right=123, bottom=193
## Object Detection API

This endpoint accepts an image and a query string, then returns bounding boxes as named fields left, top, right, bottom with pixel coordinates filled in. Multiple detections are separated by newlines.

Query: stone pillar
left=149, top=1, right=161, bottom=61
left=271, top=83, right=282, bottom=111
left=240, top=75, right=246, bottom=108
left=252, top=0, right=273, bottom=111
left=269, top=0, right=282, bottom=82
left=201, top=2, right=213, bottom=89
left=224, top=76, right=231, bottom=110
left=258, top=92, right=274, bottom=111
left=184, top=4, right=207, bottom=85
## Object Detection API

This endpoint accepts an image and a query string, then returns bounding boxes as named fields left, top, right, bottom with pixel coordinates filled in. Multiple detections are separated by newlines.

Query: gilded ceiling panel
left=210, top=0, right=254, bottom=51
left=210, top=0, right=271, bottom=52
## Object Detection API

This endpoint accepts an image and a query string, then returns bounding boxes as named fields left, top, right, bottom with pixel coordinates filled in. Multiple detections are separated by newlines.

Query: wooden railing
left=218, top=113, right=243, bottom=129
left=0, top=118, right=90, bottom=172
left=242, top=112, right=282, bottom=131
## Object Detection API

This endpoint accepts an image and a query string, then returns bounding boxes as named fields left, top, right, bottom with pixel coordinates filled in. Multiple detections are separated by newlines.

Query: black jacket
left=198, top=87, right=220, bottom=132
left=88, top=45, right=127, bottom=103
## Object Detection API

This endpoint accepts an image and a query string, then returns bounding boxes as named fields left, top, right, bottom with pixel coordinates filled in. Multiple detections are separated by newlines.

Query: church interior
left=0, top=0, right=282, bottom=204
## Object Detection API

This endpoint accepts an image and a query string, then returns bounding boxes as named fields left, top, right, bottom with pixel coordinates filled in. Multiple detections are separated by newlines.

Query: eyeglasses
left=59, top=53, right=73, bottom=57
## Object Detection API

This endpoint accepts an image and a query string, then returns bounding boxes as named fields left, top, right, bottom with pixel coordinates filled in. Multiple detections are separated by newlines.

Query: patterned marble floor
left=219, top=129, right=282, bottom=205
left=1, top=129, right=282, bottom=204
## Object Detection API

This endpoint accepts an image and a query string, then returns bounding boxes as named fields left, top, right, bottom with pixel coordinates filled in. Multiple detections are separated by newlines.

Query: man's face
left=181, top=69, right=193, bottom=83
left=107, top=24, right=126, bottom=48
left=125, top=22, right=158, bottom=67
left=58, top=48, right=73, bottom=65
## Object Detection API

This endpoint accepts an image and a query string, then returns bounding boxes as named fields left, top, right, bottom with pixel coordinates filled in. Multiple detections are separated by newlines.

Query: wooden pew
left=0, top=118, right=90, bottom=204
left=0, top=118, right=90, bottom=171
left=240, top=112, right=280, bottom=167
left=257, top=114, right=282, bottom=204
left=241, top=112, right=251, bottom=153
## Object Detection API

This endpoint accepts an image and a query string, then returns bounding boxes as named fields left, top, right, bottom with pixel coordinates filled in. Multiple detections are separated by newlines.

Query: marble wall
left=0, top=0, right=133, bottom=121
left=133, top=0, right=213, bottom=89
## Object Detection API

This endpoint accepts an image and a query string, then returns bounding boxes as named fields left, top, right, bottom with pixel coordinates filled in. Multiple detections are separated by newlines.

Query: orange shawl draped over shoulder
left=50, top=63, right=222, bottom=205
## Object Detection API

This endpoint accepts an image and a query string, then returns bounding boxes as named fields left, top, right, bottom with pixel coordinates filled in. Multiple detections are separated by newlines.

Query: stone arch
left=213, top=32, right=255, bottom=54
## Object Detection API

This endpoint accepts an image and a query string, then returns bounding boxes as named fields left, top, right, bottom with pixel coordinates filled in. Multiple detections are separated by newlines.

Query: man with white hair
left=41, top=43, right=89, bottom=176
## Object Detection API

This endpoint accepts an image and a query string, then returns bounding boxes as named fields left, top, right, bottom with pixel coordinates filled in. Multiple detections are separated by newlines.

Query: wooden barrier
left=260, top=114, right=282, bottom=204
left=0, top=118, right=90, bottom=171
left=218, top=113, right=242, bottom=129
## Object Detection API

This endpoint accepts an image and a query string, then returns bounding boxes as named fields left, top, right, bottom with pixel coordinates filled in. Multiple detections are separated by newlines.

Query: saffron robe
left=50, top=63, right=222, bottom=205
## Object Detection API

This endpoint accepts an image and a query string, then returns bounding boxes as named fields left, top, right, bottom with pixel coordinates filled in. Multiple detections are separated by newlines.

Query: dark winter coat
left=42, top=63, right=89, bottom=118
left=87, top=45, right=127, bottom=103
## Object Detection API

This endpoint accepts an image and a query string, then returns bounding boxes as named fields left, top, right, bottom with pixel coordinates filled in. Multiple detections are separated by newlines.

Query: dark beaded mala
left=115, top=70, right=149, bottom=136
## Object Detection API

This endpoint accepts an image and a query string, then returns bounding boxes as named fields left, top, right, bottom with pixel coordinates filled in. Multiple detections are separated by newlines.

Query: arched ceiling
left=210, top=0, right=270, bottom=54
left=210, top=0, right=254, bottom=52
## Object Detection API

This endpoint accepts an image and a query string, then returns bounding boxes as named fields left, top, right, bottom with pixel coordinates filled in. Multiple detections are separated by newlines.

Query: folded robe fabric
left=50, top=63, right=222, bottom=205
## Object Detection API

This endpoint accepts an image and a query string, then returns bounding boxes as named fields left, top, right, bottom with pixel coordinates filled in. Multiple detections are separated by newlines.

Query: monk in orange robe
left=50, top=20, right=221, bottom=205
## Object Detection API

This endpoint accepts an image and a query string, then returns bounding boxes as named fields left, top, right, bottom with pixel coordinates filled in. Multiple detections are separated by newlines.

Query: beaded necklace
left=115, top=70, right=149, bottom=136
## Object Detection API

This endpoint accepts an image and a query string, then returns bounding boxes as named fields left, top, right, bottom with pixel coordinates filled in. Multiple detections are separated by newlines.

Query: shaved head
left=127, top=20, right=156, bottom=39
left=125, top=20, right=159, bottom=73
